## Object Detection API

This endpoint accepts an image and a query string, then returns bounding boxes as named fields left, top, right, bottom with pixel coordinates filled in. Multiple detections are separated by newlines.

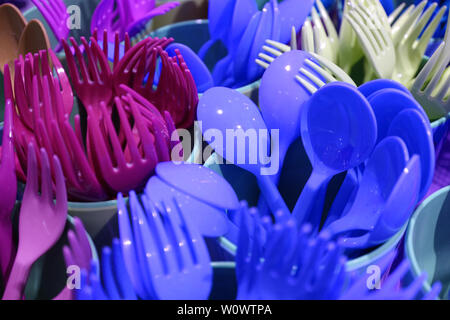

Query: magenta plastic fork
left=62, top=37, right=113, bottom=118
left=0, top=99, right=17, bottom=284
left=2, top=146, right=67, bottom=300
left=88, top=94, right=159, bottom=193
left=31, top=0, right=69, bottom=52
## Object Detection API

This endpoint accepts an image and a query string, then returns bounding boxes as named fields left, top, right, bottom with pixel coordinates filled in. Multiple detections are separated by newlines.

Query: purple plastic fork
left=0, top=98, right=17, bottom=284
left=31, top=0, right=69, bottom=52
left=2, top=146, right=67, bottom=300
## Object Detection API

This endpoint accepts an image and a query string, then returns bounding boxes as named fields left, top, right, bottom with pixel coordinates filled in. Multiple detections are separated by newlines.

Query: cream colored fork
left=255, top=37, right=355, bottom=88
left=295, top=53, right=356, bottom=94
left=301, top=0, right=339, bottom=63
left=410, top=42, right=450, bottom=120
left=255, top=27, right=297, bottom=69
left=345, top=2, right=396, bottom=79
left=391, top=1, right=446, bottom=84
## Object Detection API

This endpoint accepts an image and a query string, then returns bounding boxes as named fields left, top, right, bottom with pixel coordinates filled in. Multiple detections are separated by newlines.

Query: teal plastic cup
left=149, top=19, right=261, bottom=103
left=405, top=186, right=450, bottom=300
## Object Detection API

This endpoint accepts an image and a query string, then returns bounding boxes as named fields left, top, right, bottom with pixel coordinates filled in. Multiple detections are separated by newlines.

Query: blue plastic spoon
left=358, top=79, right=413, bottom=98
left=198, top=86, right=290, bottom=217
left=145, top=176, right=231, bottom=237
left=367, top=88, right=429, bottom=143
left=291, top=82, right=377, bottom=226
left=341, top=155, right=421, bottom=249
left=387, top=109, right=435, bottom=201
left=325, top=136, right=410, bottom=241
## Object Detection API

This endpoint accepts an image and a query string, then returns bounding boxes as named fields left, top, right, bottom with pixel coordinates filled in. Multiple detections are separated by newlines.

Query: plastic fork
left=63, top=36, right=113, bottom=117
left=93, top=29, right=131, bottom=70
left=410, top=41, right=450, bottom=120
left=236, top=204, right=347, bottom=300
left=13, top=72, right=107, bottom=201
left=31, top=0, right=69, bottom=52
left=295, top=53, right=357, bottom=91
left=345, top=2, right=396, bottom=79
left=2, top=145, right=67, bottom=300
left=0, top=98, right=17, bottom=283
left=141, top=196, right=213, bottom=300
left=88, top=95, right=159, bottom=193
left=301, top=0, right=339, bottom=63
left=391, top=1, right=447, bottom=84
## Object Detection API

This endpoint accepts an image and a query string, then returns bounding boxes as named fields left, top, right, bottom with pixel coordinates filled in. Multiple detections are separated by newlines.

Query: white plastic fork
left=391, top=1, right=447, bottom=84
left=301, top=0, right=339, bottom=63
left=410, top=42, right=450, bottom=120
left=255, top=27, right=296, bottom=69
left=295, top=53, right=357, bottom=94
left=255, top=37, right=355, bottom=88
left=345, top=2, right=396, bottom=79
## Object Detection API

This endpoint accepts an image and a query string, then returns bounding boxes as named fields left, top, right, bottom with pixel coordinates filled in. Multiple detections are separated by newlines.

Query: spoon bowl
left=388, top=108, right=435, bottom=201
left=0, top=3, right=27, bottom=73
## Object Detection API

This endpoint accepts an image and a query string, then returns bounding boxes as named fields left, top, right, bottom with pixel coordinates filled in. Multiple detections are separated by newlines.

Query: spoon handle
left=198, top=39, right=217, bottom=61
left=256, top=175, right=290, bottom=217
left=292, top=171, right=329, bottom=226
left=322, top=170, right=359, bottom=229
left=2, top=259, right=31, bottom=300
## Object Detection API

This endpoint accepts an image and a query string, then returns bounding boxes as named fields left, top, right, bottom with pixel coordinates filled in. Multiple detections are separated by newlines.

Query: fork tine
left=436, top=72, right=450, bottom=102
left=304, top=58, right=337, bottom=83
left=345, top=12, right=378, bottom=56
left=25, top=144, right=39, bottom=196
left=299, top=66, right=326, bottom=87
left=388, top=2, right=406, bottom=25
left=52, top=153, right=67, bottom=213
left=115, top=97, right=140, bottom=162
left=412, top=42, right=444, bottom=91
left=159, top=200, right=190, bottom=269
left=291, top=26, right=297, bottom=50
left=295, top=73, right=319, bottom=94
left=416, top=5, right=447, bottom=56
left=70, top=37, right=90, bottom=83
left=316, top=0, right=338, bottom=45
left=301, top=19, right=314, bottom=53
left=407, top=3, right=439, bottom=46
left=424, top=49, right=449, bottom=96
left=308, top=52, right=356, bottom=85
left=81, top=37, right=101, bottom=83
left=353, top=4, right=384, bottom=52
left=143, top=196, right=178, bottom=275
left=392, top=2, right=424, bottom=44
left=311, top=7, right=328, bottom=46
left=62, top=39, right=82, bottom=85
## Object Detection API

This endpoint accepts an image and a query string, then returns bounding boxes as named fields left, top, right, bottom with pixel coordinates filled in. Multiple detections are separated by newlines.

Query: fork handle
left=0, top=221, right=15, bottom=283
left=2, top=260, right=31, bottom=300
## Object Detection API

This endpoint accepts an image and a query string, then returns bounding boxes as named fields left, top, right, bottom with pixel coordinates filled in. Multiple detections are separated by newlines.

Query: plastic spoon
left=198, top=0, right=236, bottom=60
left=145, top=176, right=230, bottom=237
left=277, top=0, right=314, bottom=44
left=325, top=136, right=410, bottom=240
left=155, top=162, right=240, bottom=211
left=325, top=79, right=417, bottom=226
left=291, top=82, right=377, bottom=226
left=228, top=0, right=259, bottom=53
left=17, top=20, right=51, bottom=62
left=341, top=155, right=421, bottom=249
left=0, top=3, right=27, bottom=74
left=368, top=88, right=429, bottom=143
left=387, top=109, right=435, bottom=201
left=165, top=42, right=213, bottom=93
left=198, top=86, right=290, bottom=217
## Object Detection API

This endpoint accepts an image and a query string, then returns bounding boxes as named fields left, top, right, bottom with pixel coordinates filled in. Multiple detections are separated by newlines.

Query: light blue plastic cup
left=405, top=186, right=450, bottom=300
